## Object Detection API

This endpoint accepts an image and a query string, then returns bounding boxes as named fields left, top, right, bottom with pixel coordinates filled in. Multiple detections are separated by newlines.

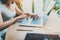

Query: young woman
left=0, top=0, right=38, bottom=40
left=0, top=11, right=27, bottom=40
left=0, top=0, right=38, bottom=29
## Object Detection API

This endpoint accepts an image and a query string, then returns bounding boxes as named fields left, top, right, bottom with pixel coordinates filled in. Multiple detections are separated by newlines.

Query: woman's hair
left=15, top=0, right=22, bottom=8
left=0, top=0, right=8, bottom=4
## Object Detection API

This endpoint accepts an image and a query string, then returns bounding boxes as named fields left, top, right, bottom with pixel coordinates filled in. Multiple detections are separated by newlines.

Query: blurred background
left=17, top=0, right=60, bottom=15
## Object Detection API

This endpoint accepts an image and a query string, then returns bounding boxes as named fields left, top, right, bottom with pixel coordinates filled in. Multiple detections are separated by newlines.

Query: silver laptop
left=18, top=0, right=56, bottom=27
left=18, top=15, right=47, bottom=27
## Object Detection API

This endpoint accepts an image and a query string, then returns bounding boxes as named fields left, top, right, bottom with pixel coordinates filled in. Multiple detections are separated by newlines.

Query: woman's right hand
left=15, top=14, right=27, bottom=20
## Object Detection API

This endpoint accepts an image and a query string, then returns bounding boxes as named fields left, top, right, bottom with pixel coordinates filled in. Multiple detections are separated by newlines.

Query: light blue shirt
left=0, top=2, right=16, bottom=19
left=0, top=1, right=17, bottom=40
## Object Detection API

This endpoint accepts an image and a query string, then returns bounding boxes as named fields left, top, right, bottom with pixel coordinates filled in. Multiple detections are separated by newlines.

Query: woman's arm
left=15, top=4, right=25, bottom=15
left=15, top=3, right=31, bottom=16
left=0, top=18, right=17, bottom=30
left=0, top=15, right=27, bottom=30
left=15, top=3, right=39, bottom=19
left=15, top=0, right=22, bottom=8
left=15, top=5, right=34, bottom=17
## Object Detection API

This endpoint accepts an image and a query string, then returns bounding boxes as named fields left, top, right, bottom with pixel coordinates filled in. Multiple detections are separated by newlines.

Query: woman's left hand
left=30, top=14, right=39, bottom=20
left=16, top=14, right=27, bottom=20
left=23, top=13, right=39, bottom=20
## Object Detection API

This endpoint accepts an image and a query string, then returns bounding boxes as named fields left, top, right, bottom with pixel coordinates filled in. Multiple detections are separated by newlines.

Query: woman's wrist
left=15, top=17, right=20, bottom=20
left=15, top=14, right=27, bottom=20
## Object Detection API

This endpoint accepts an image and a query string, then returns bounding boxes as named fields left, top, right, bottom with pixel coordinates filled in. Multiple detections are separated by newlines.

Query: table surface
left=5, top=10, right=60, bottom=40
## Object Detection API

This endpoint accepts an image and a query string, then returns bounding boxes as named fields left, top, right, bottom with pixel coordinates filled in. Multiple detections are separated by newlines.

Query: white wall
left=34, top=0, right=43, bottom=15
left=22, top=0, right=32, bottom=13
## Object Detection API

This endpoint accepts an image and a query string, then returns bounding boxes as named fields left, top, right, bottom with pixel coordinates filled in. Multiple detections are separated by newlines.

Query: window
left=21, top=0, right=56, bottom=15
left=22, top=0, right=32, bottom=13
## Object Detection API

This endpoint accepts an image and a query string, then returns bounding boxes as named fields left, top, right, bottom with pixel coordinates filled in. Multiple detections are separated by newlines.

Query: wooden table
left=5, top=23, right=60, bottom=40
left=5, top=10, right=60, bottom=40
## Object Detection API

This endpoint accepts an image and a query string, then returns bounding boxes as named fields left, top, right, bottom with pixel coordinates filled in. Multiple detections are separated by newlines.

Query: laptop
left=18, top=0, right=56, bottom=27
left=18, top=16, right=45, bottom=27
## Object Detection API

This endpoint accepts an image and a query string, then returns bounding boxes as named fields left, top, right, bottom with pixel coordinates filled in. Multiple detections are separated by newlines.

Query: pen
left=17, top=29, right=33, bottom=31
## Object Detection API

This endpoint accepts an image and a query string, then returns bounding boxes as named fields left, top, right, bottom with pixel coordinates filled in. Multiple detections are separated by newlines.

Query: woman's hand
left=25, top=13, right=39, bottom=20
left=16, top=14, right=27, bottom=20
left=30, top=14, right=40, bottom=20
